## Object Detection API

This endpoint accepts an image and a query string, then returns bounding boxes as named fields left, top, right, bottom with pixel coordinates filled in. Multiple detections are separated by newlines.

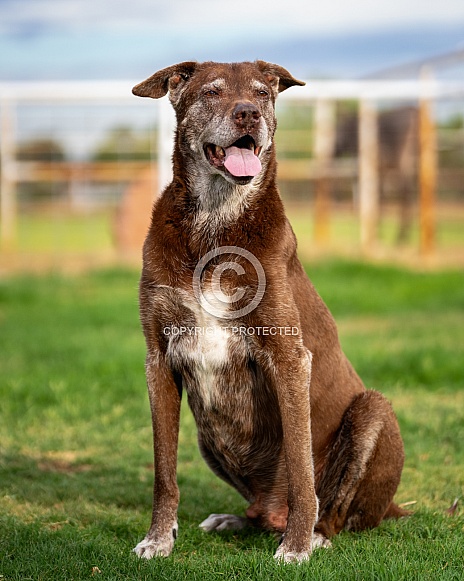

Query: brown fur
left=131, top=61, right=407, bottom=563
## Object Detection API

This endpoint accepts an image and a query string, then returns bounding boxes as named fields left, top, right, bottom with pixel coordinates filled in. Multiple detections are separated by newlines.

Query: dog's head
left=133, top=61, right=304, bottom=187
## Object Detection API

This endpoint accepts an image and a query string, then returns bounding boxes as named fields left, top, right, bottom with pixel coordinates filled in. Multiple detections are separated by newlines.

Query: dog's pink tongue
left=224, top=146, right=262, bottom=177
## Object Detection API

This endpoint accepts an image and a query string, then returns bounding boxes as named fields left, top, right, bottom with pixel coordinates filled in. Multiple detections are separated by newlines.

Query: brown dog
left=131, top=60, right=406, bottom=563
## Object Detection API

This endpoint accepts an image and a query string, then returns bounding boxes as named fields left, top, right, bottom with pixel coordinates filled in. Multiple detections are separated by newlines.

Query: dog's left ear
left=255, top=61, right=305, bottom=93
left=132, top=61, right=198, bottom=99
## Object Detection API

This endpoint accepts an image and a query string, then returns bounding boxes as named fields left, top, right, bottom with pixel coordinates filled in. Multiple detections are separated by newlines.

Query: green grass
left=286, top=205, right=464, bottom=252
left=14, top=212, right=114, bottom=254
left=3, top=204, right=464, bottom=259
left=1, top=263, right=463, bottom=580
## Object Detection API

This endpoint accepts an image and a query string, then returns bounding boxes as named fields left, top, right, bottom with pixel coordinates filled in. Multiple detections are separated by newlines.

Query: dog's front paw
left=274, top=544, right=311, bottom=564
left=274, top=531, right=331, bottom=563
left=133, top=524, right=178, bottom=559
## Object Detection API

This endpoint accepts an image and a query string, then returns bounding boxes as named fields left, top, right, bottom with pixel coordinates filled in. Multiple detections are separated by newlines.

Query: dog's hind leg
left=197, top=444, right=290, bottom=535
left=197, top=440, right=255, bottom=532
left=315, top=390, right=405, bottom=538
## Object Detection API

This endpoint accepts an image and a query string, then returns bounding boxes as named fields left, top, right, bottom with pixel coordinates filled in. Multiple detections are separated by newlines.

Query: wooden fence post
left=0, top=100, right=17, bottom=250
left=313, top=98, right=336, bottom=244
left=358, top=99, right=379, bottom=253
left=419, top=67, right=437, bottom=258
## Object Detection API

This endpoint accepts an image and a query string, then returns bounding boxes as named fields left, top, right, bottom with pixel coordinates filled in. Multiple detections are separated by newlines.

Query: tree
left=92, top=125, right=152, bottom=161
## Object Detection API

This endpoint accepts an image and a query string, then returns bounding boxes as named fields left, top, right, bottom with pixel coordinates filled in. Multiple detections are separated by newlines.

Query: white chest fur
left=166, top=291, right=237, bottom=408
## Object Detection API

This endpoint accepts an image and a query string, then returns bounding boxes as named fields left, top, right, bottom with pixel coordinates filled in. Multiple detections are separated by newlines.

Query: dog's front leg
left=134, top=353, right=181, bottom=559
left=271, top=348, right=318, bottom=563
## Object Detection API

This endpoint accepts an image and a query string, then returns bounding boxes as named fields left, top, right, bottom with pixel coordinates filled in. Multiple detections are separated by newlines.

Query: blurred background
left=1, top=0, right=464, bottom=272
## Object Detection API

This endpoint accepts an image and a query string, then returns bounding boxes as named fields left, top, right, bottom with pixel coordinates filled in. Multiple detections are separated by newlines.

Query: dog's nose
left=232, top=102, right=261, bottom=129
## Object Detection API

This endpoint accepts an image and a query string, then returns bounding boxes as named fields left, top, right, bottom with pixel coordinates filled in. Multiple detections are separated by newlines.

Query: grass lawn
left=15, top=212, right=114, bottom=254
left=2, top=203, right=464, bottom=266
left=285, top=203, right=464, bottom=264
left=0, top=261, right=463, bottom=580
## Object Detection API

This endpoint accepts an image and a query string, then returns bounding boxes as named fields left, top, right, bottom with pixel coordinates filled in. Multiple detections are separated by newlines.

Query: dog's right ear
left=132, top=61, right=198, bottom=99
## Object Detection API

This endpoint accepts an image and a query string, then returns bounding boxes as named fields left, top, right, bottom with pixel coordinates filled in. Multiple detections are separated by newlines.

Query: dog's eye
left=257, top=90, right=269, bottom=98
left=204, top=89, right=219, bottom=97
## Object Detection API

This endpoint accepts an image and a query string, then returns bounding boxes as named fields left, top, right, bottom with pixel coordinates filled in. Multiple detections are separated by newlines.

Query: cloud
left=2, top=0, right=464, bottom=39
left=1, top=0, right=464, bottom=80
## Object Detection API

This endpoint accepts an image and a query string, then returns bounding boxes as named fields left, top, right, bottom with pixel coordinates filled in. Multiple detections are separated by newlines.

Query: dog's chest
left=165, top=291, right=249, bottom=408
left=151, top=284, right=282, bottom=475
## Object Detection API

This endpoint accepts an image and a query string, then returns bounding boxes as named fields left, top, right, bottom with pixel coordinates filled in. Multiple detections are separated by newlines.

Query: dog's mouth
left=204, top=136, right=263, bottom=182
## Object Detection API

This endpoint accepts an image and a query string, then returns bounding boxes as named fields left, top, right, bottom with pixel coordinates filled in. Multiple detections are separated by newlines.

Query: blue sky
left=1, top=0, right=464, bottom=80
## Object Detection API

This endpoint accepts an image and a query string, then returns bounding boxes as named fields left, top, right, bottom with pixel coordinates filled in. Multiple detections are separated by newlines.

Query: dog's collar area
left=203, top=135, right=263, bottom=180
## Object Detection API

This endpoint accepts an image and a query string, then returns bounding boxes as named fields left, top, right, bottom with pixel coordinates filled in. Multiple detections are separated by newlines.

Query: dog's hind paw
left=133, top=525, right=178, bottom=559
left=312, top=531, right=332, bottom=549
left=199, top=513, right=248, bottom=532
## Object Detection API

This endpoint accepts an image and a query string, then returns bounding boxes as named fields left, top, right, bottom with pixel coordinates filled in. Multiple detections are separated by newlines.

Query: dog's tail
left=383, top=501, right=412, bottom=520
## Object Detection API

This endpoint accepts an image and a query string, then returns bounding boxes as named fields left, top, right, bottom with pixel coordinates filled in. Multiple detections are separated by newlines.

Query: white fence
left=1, top=76, right=464, bottom=261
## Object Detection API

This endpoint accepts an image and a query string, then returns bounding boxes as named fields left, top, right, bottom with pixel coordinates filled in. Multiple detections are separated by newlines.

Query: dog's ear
left=255, top=61, right=305, bottom=93
left=132, top=61, right=198, bottom=99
